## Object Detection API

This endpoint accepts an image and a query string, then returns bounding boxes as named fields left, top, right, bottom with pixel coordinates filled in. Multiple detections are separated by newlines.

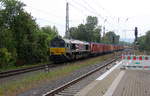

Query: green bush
left=0, top=48, right=12, bottom=68
left=0, top=0, right=59, bottom=68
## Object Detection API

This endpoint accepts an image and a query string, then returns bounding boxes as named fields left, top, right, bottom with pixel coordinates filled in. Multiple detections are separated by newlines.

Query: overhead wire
left=21, top=0, right=65, bottom=24
left=37, top=18, right=65, bottom=27
left=88, top=0, right=119, bottom=32
left=26, top=5, right=63, bottom=19
left=79, top=0, right=115, bottom=28
left=69, top=2, right=91, bottom=25
left=19, top=0, right=67, bottom=28
left=70, top=0, right=102, bottom=17
left=24, top=0, right=112, bottom=29
left=93, top=0, right=113, bottom=16
left=69, top=0, right=100, bottom=26
left=68, top=0, right=116, bottom=36
left=70, top=0, right=108, bottom=25
left=22, top=0, right=115, bottom=33
left=23, top=4, right=66, bottom=28
left=69, top=3, right=88, bottom=17
left=73, top=0, right=115, bottom=32
left=81, top=0, right=114, bottom=29
left=81, top=0, right=104, bottom=19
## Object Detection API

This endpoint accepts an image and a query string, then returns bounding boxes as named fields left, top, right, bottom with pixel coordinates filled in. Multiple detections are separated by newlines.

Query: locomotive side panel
left=49, top=37, right=125, bottom=63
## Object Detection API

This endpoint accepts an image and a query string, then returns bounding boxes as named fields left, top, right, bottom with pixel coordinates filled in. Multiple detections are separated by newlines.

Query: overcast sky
left=20, top=0, right=150, bottom=42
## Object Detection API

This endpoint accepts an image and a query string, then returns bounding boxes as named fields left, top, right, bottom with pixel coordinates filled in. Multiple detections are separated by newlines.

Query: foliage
left=138, top=31, right=150, bottom=53
left=69, top=16, right=120, bottom=44
left=41, top=26, right=59, bottom=41
left=0, top=0, right=59, bottom=68
left=69, top=27, right=78, bottom=39
left=138, top=35, right=146, bottom=51
left=0, top=0, right=40, bottom=65
left=0, top=53, right=113, bottom=96
left=36, top=26, right=59, bottom=62
left=86, top=16, right=98, bottom=27
left=102, top=31, right=120, bottom=44
left=145, top=31, right=150, bottom=51
left=93, top=26, right=101, bottom=42
left=69, top=16, right=101, bottom=42
left=0, top=0, right=122, bottom=69
left=77, top=24, right=88, bottom=41
left=0, top=48, right=12, bottom=68
left=0, top=0, right=18, bottom=66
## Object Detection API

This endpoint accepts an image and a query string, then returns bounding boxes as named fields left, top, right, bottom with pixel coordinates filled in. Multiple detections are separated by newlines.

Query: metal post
left=65, top=2, right=70, bottom=39
left=103, top=26, right=105, bottom=37
left=45, top=64, right=49, bottom=72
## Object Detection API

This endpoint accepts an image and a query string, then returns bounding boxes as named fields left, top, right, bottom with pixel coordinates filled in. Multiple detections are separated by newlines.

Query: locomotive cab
left=49, top=37, right=68, bottom=62
left=50, top=37, right=66, bottom=55
left=49, top=37, right=91, bottom=62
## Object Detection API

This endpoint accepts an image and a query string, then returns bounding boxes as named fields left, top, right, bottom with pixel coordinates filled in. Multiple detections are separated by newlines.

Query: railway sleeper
left=58, top=91, right=77, bottom=94
left=57, top=92, right=75, bottom=96
left=62, top=90, right=79, bottom=93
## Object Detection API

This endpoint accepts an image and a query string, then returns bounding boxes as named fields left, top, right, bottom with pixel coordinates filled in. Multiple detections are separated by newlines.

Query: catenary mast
left=65, top=2, right=70, bottom=39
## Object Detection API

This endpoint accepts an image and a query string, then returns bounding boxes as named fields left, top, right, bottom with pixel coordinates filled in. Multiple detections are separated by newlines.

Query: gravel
left=18, top=58, right=117, bottom=96
left=55, top=63, right=113, bottom=96
left=0, top=64, right=69, bottom=84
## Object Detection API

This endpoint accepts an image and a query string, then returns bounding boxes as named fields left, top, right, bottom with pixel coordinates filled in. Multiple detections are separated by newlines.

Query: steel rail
left=43, top=57, right=119, bottom=96
left=0, top=64, right=54, bottom=78
left=0, top=50, right=126, bottom=78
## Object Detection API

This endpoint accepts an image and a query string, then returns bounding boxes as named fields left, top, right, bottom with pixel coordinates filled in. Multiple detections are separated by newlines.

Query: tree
left=93, top=26, right=101, bottom=42
left=0, top=48, right=12, bottom=68
left=41, top=26, right=59, bottom=41
left=67, top=16, right=121, bottom=44
left=86, top=16, right=98, bottom=28
left=144, top=31, right=150, bottom=51
left=102, top=31, right=120, bottom=44
left=136, top=31, right=150, bottom=53
left=34, top=31, right=49, bottom=62
left=69, top=27, right=78, bottom=39
left=0, top=0, right=25, bottom=65
left=69, top=24, right=88, bottom=41
left=68, top=16, right=100, bottom=42
left=85, top=16, right=98, bottom=41
left=0, top=0, right=38, bottom=65
left=36, top=26, right=59, bottom=62
left=77, top=24, right=88, bottom=41
left=0, top=0, right=61, bottom=68
left=138, top=36, right=146, bottom=51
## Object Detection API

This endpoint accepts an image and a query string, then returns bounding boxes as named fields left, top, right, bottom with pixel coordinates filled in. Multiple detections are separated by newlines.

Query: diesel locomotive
left=49, top=37, right=124, bottom=62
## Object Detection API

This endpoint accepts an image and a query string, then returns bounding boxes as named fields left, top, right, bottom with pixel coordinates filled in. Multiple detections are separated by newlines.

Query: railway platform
left=75, top=55, right=150, bottom=96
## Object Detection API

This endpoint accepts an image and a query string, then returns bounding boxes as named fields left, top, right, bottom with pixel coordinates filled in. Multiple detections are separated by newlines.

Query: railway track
left=43, top=57, right=119, bottom=96
left=0, top=57, right=112, bottom=78
left=0, top=49, right=129, bottom=79
left=0, top=51, right=123, bottom=79
left=0, top=64, right=55, bottom=78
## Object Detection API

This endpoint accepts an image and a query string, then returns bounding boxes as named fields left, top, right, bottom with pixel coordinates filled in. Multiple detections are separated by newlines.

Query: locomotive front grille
left=50, top=48, right=66, bottom=55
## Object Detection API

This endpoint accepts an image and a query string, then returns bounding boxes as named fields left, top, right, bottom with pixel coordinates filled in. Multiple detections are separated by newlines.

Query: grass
left=0, top=53, right=115, bottom=96
left=0, top=62, right=50, bottom=72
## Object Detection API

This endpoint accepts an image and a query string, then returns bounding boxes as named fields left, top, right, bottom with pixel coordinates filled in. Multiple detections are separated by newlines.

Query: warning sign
left=120, top=55, right=150, bottom=70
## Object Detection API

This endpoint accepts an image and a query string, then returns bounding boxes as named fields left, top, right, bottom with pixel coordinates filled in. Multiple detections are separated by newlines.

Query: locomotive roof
left=63, top=38, right=89, bottom=45
left=53, top=37, right=123, bottom=46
